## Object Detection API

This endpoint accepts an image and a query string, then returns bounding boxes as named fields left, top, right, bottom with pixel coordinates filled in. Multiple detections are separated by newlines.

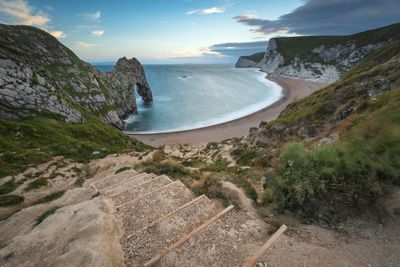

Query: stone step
left=152, top=208, right=269, bottom=267
left=111, top=175, right=173, bottom=207
left=122, top=195, right=221, bottom=266
left=104, top=173, right=157, bottom=196
left=92, top=170, right=139, bottom=190
left=117, top=180, right=194, bottom=235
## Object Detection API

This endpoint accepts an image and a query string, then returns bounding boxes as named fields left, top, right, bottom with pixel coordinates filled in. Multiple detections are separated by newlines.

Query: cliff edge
left=236, top=23, right=400, bottom=83
left=0, top=23, right=152, bottom=129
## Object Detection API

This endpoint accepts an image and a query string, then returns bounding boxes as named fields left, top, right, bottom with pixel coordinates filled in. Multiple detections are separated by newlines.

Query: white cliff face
left=258, top=38, right=385, bottom=84
left=235, top=57, right=261, bottom=68
left=260, top=39, right=284, bottom=73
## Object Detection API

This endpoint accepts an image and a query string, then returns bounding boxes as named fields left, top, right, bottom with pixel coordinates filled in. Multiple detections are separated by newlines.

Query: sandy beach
left=129, top=75, right=327, bottom=146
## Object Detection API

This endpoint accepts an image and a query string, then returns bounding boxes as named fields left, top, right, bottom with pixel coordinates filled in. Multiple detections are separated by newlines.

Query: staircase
left=90, top=170, right=285, bottom=267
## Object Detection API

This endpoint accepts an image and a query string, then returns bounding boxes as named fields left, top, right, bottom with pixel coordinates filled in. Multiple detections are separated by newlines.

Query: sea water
left=95, top=64, right=282, bottom=133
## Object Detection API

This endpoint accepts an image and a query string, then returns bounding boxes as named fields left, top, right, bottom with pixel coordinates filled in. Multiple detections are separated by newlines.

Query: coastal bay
left=131, top=75, right=326, bottom=146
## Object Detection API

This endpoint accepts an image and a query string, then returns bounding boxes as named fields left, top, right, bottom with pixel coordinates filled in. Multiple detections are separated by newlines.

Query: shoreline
left=129, top=74, right=327, bottom=146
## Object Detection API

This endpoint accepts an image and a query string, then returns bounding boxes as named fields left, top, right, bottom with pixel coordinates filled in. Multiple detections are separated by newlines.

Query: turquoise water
left=95, top=64, right=282, bottom=133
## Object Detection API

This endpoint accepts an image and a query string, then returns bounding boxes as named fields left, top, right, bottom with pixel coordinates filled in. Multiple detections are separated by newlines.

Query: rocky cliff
left=0, top=24, right=152, bottom=129
left=235, top=52, right=265, bottom=68
left=237, top=23, right=400, bottom=83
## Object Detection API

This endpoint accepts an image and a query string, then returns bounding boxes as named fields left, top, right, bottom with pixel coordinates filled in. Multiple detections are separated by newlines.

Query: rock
left=235, top=57, right=261, bottom=68
left=236, top=25, right=397, bottom=83
left=0, top=23, right=152, bottom=129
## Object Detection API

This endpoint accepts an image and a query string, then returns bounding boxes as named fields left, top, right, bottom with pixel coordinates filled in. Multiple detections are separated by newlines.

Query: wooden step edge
left=144, top=205, right=235, bottom=267
left=103, top=173, right=150, bottom=196
left=89, top=183, right=99, bottom=193
left=125, top=194, right=208, bottom=239
left=115, top=180, right=184, bottom=210
left=93, top=170, right=142, bottom=188
left=242, top=224, right=288, bottom=267
left=105, top=173, right=156, bottom=196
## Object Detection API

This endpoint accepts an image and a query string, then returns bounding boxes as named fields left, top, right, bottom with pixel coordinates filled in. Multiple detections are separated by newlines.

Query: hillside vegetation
left=274, top=23, right=400, bottom=64
left=0, top=115, right=149, bottom=178
left=247, top=38, right=400, bottom=222
left=242, top=52, right=265, bottom=63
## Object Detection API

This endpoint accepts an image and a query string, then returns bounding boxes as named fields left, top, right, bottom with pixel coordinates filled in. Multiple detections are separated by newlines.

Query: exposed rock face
left=0, top=23, right=152, bottom=129
left=259, top=39, right=383, bottom=83
left=235, top=57, right=261, bottom=68
left=236, top=23, right=400, bottom=83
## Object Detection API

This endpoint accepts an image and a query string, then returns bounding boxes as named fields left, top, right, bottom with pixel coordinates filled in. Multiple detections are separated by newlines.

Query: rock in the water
left=0, top=23, right=152, bottom=129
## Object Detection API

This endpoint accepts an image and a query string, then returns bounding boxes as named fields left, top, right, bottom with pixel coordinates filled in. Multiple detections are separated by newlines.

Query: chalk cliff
left=236, top=23, right=400, bottom=83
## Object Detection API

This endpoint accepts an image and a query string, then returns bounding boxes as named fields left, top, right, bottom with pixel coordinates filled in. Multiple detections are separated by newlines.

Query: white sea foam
left=125, top=68, right=283, bottom=134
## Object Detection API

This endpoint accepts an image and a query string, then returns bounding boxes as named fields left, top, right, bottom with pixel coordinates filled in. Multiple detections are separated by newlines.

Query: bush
left=137, top=161, right=191, bottom=179
left=0, top=195, right=24, bottom=207
left=34, top=191, right=65, bottom=204
left=0, top=116, right=149, bottom=178
left=0, top=178, right=22, bottom=195
left=115, top=166, right=131, bottom=174
left=231, top=147, right=258, bottom=166
left=34, top=206, right=61, bottom=227
left=25, top=178, right=48, bottom=191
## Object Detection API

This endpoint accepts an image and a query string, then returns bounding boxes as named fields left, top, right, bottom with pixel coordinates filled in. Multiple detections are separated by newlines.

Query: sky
left=0, top=0, right=399, bottom=64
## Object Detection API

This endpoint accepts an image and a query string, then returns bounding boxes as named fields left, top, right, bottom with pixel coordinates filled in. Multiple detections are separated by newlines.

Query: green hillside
left=273, top=23, right=400, bottom=64
left=254, top=38, right=400, bottom=221
left=242, top=52, right=265, bottom=63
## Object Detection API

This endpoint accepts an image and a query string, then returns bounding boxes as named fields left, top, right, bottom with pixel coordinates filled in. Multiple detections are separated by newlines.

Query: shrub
left=151, top=150, right=165, bottom=163
left=25, top=178, right=48, bottom=191
left=115, top=166, right=131, bottom=174
left=34, top=191, right=65, bottom=204
left=34, top=206, right=61, bottom=227
left=137, top=161, right=192, bottom=179
left=0, top=178, right=22, bottom=195
left=231, top=147, right=258, bottom=166
left=202, top=158, right=229, bottom=172
left=0, top=195, right=24, bottom=207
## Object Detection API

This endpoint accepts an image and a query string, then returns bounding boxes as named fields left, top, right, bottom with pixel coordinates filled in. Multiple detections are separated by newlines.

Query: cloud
left=187, top=6, right=225, bottom=15
left=208, top=41, right=268, bottom=57
left=235, top=0, right=400, bottom=35
left=50, top=30, right=66, bottom=39
left=92, top=30, right=104, bottom=37
left=0, top=0, right=50, bottom=26
left=75, top=41, right=96, bottom=48
left=83, top=11, right=101, bottom=21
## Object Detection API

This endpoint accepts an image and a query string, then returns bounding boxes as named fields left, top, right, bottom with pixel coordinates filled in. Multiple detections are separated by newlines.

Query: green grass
left=273, top=22, right=400, bottom=65
left=34, top=191, right=65, bottom=204
left=136, top=160, right=193, bottom=179
left=0, top=116, right=149, bottom=178
left=34, top=206, right=61, bottom=227
left=231, top=147, right=258, bottom=166
left=74, top=165, right=99, bottom=187
left=115, top=166, right=131, bottom=174
left=25, top=178, right=48, bottom=191
left=202, top=158, right=229, bottom=172
left=242, top=52, right=265, bottom=63
left=0, top=179, right=22, bottom=195
left=0, top=195, right=24, bottom=207
left=255, top=36, right=400, bottom=222
left=264, top=87, right=400, bottom=223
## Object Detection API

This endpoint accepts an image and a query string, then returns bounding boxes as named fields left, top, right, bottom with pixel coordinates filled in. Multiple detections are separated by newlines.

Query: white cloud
left=172, top=47, right=224, bottom=58
left=187, top=6, right=225, bottom=15
left=75, top=41, right=96, bottom=48
left=0, top=0, right=50, bottom=26
left=202, top=7, right=224, bottom=14
left=50, top=30, right=66, bottom=39
left=91, top=30, right=104, bottom=37
left=83, top=11, right=101, bottom=21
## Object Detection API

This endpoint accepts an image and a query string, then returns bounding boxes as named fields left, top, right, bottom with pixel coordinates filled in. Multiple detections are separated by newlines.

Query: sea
left=95, top=64, right=282, bottom=133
